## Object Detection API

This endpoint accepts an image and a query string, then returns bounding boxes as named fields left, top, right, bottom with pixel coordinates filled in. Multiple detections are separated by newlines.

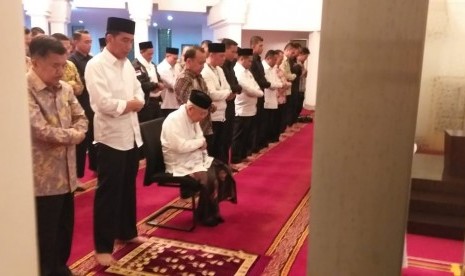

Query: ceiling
left=69, top=7, right=208, bottom=29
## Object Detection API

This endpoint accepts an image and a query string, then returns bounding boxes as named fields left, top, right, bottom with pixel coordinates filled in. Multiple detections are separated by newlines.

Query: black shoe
left=201, top=217, right=219, bottom=227
left=216, top=216, right=225, bottom=223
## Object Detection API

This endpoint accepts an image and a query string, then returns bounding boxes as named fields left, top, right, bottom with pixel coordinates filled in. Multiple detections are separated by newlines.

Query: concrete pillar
left=127, top=0, right=153, bottom=53
left=0, top=0, right=39, bottom=275
left=304, top=31, right=320, bottom=110
left=24, top=0, right=52, bottom=34
left=308, top=0, right=429, bottom=275
left=49, top=0, right=71, bottom=35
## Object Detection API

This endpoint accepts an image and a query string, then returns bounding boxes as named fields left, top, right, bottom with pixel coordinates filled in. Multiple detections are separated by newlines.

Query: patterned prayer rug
left=103, top=237, right=258, bottom=276
left=404, top=257, right=461, bottom=275
left=261, top=190, right=310, bottom=276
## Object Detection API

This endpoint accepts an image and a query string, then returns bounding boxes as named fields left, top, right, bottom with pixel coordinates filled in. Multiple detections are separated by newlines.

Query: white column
left=1, top=1, right=39, bottom=275
left=49, top=0, right=71, bottom=35
left=127, top=0, right=153, bottom=53
left=24, top=0, right=51, bottom=34
left=304, top=31, right=320, bottom=110
left=308, top=0, right=429, bottom=275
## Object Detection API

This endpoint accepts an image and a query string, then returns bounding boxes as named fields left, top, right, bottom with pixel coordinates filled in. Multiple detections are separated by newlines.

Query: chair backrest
left=140, top=117, right=166, bottom=186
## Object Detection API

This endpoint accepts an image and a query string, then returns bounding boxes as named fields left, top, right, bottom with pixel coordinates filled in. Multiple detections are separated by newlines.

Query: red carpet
left=69, top=123, right=313, bottom=275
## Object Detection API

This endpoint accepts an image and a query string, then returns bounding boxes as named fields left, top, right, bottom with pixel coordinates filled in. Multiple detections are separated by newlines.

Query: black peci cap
left=98, top=37, right=106, bottom=48
left=139, top=41, right=153, bottom=50
left=189, top=90, right=212, bottom=110
left=238, top=48, right=253, bottom=56
left=166, top=47, right=179, bottom=55
left=207, top=43, right=225, bottom=53
left=106, top=17, right=135, bottom=35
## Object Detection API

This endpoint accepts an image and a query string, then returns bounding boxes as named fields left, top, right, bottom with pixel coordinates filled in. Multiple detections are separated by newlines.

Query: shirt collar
left=262, top=60, right=271, bottom=70
left=137, top=56, right=153, bottom=69
left=101, top=47, right=125, bottom=66
left=28, top=69, right=62, bottom=93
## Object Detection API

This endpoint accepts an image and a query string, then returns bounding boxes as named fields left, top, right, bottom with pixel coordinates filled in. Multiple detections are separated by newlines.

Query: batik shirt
left=27, top=70, right=88, bottom=196
left=62, top=60, right=84, bottom=96
left=174, top=69, right=213, bottom=135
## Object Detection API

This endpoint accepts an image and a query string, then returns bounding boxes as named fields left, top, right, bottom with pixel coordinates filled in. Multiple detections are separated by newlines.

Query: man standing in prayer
left=69, top=29, right=98, bottom=187
left=220, top=38, right=242, bottom=167
left=51, top=33, right=84, bottom=97
left=231, top=48, right=264, bottom=166
left=28, top=36, right=88, bottom=276
left=201, top=43, right=234, bottom=162
left=161, top=90, right=237, bottom=227
left=174, top=46, right=214, bottom=146
left=250, top=36, right=271, bottom=153
left=132, top=41, right=165, bottom=122
left=85, top=17, right=146, bottom=266
left=262, top=50, right=284, bottom=144
left=158, top=47, right=181, bottom=117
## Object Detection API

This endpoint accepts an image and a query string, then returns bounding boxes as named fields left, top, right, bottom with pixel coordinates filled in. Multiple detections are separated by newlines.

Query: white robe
left=161, top=104, right=214, bottom=176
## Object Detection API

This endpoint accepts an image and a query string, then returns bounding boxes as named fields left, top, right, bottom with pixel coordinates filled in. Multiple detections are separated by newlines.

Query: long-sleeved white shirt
left=233, top=62, right=263, bottom=116
left=85, top=48, right=145, bottom=150
left=161, top=104, right=214, bottom=176
left=262, top=60, right=283, bottom=109
left=201, top=64, right=231, bottom=122
left=158, top=59, right=181, bottom=110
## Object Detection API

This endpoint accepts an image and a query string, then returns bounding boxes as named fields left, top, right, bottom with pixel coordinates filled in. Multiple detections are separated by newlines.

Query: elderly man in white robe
left=161, top=90, right=237, bottom=227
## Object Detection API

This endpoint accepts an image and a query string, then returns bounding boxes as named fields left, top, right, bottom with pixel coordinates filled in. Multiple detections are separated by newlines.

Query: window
left=157, top=29, right=172, bottom=62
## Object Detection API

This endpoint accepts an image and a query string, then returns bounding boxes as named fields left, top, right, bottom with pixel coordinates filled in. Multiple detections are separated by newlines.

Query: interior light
left=167, top=15, right=173, bottom=21
left=152, top=22, right=158, bottom=27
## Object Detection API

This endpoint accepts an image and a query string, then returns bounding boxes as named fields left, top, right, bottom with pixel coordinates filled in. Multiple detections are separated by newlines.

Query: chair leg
left=146, top=196, right=197, bottom=232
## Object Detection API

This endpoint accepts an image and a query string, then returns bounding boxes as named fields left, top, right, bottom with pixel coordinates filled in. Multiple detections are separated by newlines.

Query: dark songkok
left=207, top=43, right=225, bottom=53
left=166, top=47, right=179, bottom=55
left=238, top=48, right=253, bottom=56
left=139, top=41, right=153, bottom=50
left=98, top=37, right=106, bottom=48
left=106, top=17, right=135, bottom=35
left=189, top=90, right=212, bottom=110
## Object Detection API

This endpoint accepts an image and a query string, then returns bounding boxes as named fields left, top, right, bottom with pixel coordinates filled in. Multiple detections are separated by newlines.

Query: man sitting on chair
left=161, top=89, right=237, bottom=227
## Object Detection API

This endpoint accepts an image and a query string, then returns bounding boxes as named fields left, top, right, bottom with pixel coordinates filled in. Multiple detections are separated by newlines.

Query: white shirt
left=201, top=64, right=231, bottom=122
left=161, top=104, right=214, bottom=176
left=233, top=62, right=263, bottom=116
left=158, top=59, right=180, bottom=110
left=85, top=48, right=145, bottom=150
left=136, top=55, right=161, bottom=98
left=262, top=60, right=283, bottom=109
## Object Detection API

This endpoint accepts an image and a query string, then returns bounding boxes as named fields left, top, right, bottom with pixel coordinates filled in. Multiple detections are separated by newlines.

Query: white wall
left=1, top=1, right=39, bottom=275
left=241, top=30, right=309, bottom=52
left=415, top=0, right=465, bottom=151
left=242, top=0, right=322, bottom=32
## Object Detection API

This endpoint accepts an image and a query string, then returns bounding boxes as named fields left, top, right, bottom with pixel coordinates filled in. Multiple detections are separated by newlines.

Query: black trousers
left=36, top=193, right=74, bottom=276
left=285, top=95, right=294, bottom=127
left=231, top=116, right=254, bottom=164
left=94, top=143, right=139, bottom=253
left=76, top=111, right=97, bottom=178
left=251, top=97, right=266, bottom=153
left=223, top=100, right=235, bottom=164
left=138, top=97, right=162, bottom=123
left=255, top=97, right=269, bottom=150
left=277, top=103, right=286, bottom=134
left=161, top=108, right=177, bottom=118
left=210, top=121, right=227, bottom=164
left=294, top=92, right=305, bottom=121
left=264, top=108, right=279, bottom=143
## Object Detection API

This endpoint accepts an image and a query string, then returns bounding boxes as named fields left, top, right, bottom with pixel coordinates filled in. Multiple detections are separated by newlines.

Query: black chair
left=140, top=117, right=201, bottom=232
